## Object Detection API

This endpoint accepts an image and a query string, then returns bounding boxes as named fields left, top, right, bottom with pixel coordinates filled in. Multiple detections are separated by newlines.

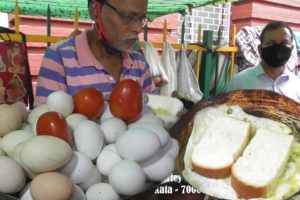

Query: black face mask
left=261, top=43, right=292, bottom=68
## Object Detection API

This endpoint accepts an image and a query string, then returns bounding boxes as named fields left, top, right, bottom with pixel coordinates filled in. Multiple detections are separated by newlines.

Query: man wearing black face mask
left=34, top=0, right=156, bottom=106
left=224, top=21, right=300, bottom=103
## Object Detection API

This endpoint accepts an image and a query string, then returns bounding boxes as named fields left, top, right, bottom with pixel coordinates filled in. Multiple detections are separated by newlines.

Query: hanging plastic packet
left=177, top=46, right=203, bottom=103
left=143, top=41, right=169, bottom=86
left=160, top=42, right=177, bottom=96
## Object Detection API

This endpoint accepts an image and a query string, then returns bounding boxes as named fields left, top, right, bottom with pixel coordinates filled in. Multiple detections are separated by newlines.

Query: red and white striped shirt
left=34, top=30, right=156, bottom=106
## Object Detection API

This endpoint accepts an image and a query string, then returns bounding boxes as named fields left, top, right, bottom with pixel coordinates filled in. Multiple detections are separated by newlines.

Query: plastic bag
left=160, top=42, right=177, bottom=96
left=143, top=41, right=169, bottom=86
left=177, top=48, right=203, bottom=103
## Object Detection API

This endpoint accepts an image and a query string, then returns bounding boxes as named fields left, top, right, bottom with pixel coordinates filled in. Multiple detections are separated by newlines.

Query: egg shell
left=20, top=135, right=72, bottom=173
left=86, top=183, right=119, bottom=200
left=70, top=184, right=86, bottom=200
left=66, top=113, right=87, bottom=133
left=0, top=156, right=26, bottom=193
left=13, top=101, right=29, bottom=122
left=19, top=182, right=33, bottom=200
left=1, top=129, right=35, bottom=156
left=59, top=151, right=94, bottom=184
left=116, top=128, right=161, bottom=162
left=0, top=147, right=5, bottom=156
left=109, top=160, right=146, bottom=196
left=140, top=149, right=175, bottom=182
left=99, top=101, right=114, bottom=123
left=96, top=144, right=122, bottom=176
left=129, top=113, right=164, bottom=127
left=77, top=165, right=102, bottom=191
left=20, top=123, right=35, bottom=134
left=74, top=120, right=104, bottom=160
left=100, top=117, right=127, bottom=144
left=0, top=104, right=23, bottom=137
left=129, top=122, right=170, bottom=146
left=12, top=142, right=38, bottom=179
left=27, top=104, right=48, bottom=126
left=162, top=138, right=179, bottom=159
left=30, top=172, right=73, bottom=200
left=47, top=90, right=74, bottom=117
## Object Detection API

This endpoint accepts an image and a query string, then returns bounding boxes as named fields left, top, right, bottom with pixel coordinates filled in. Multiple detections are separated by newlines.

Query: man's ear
left=89, top=0, right=99, bottom=22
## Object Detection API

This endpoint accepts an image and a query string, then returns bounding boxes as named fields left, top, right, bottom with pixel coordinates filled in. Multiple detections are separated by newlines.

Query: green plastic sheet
left=0, top=0, right=240, bottom=21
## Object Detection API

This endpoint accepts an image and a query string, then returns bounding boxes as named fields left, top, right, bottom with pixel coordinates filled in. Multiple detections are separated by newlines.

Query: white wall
left=0, top=12, right=9, bottom=28
left=178, top=3, right=231, bottom=45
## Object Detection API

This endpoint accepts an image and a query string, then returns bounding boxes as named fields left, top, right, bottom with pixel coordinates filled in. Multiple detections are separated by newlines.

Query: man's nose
left=131, top=21, right=144, bottom=33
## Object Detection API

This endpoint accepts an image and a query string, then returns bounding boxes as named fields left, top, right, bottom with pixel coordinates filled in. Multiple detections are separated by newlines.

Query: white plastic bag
left=177, top=48, right=203, bottom=103
left=160, top=42, right=177, bottom=96
left=143, top=41, right=169, bottom=86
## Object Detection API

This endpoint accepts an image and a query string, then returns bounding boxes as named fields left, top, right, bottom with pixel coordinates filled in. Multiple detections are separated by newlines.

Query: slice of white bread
left=231, top=128, right=294, bottom=199
left=191, top=116, right=251, bottom=179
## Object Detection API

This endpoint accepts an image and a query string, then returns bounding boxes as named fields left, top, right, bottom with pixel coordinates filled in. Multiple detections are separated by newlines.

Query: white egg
left=19, top=182, right=33, bottom=200
left=86, top=183, right=119, bottom=200
left=97, top=144, right=122, bottom=176
left=1, top=129, right=35, bottom=156
left=78, top=165, right=102, bottom=192
left=100, top=117, right=127, bottom=144
left=59, top=151, right=94, bottom=184
left=46, top=90, right=74, bottom=117
left=20, top=123, right=35, bottom=134
left=70, top=184, right=86, bottom=200
left=27, top=104, right=48, bottom=126
left=74, top=120, right=104, bottom=160
left=13, top=101, right=29, bottom=123
left=0, top=156, right=26, bottom=193
left=129, top=122, right=170, bottom=146
left=66, top=113, right=88, bottom=133
left=20, top=135, right=72, bottom=173
left=140, top=149, right=175, bottom=182
left=128, top=114, right=164, bottom=127
left=0, top=147, right=5, bottom=156
left=162, top=138, right=179, bottom=159
left=109, top=160, right=146, bottom=196
left=12, top=142, right=38, bottom=179
left=99, top=102, right=114, bottom=123
left=116, top=128, right=161, bottom=162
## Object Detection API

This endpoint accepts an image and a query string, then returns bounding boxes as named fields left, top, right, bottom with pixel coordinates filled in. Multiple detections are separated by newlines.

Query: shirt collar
left=76, top=30, right=98, bottom=67
left=255, top=63, right=290, bottom=79
left=253, top=64, right=265, bottom=77
left=75, top=30, right=133, bottom=70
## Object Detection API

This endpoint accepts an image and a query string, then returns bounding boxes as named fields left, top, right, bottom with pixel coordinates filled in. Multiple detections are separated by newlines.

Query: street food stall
left=1, top=0, right=300, bottom=200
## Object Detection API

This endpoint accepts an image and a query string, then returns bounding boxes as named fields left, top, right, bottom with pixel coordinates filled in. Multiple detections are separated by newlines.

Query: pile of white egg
left=0, top=90, right=179, bottom=200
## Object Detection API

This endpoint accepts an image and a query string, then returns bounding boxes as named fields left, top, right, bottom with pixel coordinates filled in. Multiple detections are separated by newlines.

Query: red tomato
left=109, top=79, right=142, bottom=122
left=73, top=87, right=105, bottom=120
left=36, top=111, right=73, bottom=147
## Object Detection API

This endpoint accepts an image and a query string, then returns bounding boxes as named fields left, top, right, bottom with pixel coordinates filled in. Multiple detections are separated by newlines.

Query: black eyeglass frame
left=100, top=1, right=149, bottom=27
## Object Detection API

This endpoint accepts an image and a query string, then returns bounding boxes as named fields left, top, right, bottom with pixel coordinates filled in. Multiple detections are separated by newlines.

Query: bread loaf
left=191, top=116, right=251, bottom=179
left=231, top=128, right=294, bottom=199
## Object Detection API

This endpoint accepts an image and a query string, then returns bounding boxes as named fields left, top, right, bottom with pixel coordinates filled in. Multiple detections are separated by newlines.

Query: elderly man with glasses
left=34, top=0, right=156, bottom=106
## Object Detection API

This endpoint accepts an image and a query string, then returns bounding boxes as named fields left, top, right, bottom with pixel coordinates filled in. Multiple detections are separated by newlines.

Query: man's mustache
left=123, top=35, right=139, bottom=40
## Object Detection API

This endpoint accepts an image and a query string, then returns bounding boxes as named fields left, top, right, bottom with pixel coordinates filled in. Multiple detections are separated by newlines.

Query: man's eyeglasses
left=103, top=2, right=149, bottom=27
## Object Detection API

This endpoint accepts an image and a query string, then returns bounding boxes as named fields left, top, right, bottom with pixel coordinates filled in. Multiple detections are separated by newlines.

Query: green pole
left=143, top=22, right=148, bottom=41
left=200, top=30, right=214, bottom=98
left=180, top=16, right=185, bottom=44
left=214, top=25, right=222, bottom=95
left=47, top=4, right=51, bottom=47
